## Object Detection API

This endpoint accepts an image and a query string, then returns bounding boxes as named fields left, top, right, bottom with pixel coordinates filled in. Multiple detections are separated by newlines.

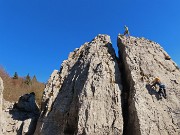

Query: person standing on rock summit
left=151, top=77, right=167, bottom=99
left=124, top=25, right=130, bottom=37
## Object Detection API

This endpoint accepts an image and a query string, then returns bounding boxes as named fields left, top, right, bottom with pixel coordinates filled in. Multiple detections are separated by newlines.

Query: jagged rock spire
left=35, top=34, right=124, bottom=135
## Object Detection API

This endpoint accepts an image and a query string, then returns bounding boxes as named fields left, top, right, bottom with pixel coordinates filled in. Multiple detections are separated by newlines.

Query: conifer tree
left=25, top=73, right=31, bottom=85
left=32, top=75, right=37, bottom=84
left=13, top=72, right=18, bottom=79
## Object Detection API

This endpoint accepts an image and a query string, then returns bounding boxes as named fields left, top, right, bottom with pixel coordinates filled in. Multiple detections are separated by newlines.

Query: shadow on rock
left=10, top=92, right=40, bottom=120
left=146, top=84, right=160, bottom=100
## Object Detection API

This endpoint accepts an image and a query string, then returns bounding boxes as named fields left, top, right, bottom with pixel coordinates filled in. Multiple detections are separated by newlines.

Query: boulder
left=1, top=92, right=40, bottom=135
left=15, top=92, right=39, bottom=113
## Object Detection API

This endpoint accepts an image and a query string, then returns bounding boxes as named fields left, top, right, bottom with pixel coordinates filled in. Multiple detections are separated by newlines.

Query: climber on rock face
left=151, top=77, right=167, bottom=99
left=124, top=25, right=130, bottom=37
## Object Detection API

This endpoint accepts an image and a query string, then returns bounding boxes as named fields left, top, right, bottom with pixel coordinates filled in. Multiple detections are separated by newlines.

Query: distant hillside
left=0, top=67, right=45, bottom=106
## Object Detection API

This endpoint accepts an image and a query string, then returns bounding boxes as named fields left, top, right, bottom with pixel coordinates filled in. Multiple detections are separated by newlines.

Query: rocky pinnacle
left=35, top=34, right=124, bottom=135
left=117, top=35, right=180, bottom=135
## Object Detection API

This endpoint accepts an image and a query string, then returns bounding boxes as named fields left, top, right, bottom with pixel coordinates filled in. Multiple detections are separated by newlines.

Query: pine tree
left=24, top=73, right=31, bottom=85
left=13, top=72, right=18, bottom=79
left=32, top=75, right=37, bottom=84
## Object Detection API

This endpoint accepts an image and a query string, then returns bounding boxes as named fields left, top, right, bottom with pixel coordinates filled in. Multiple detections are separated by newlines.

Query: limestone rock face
left=1, top=93, right=40, bottom=135
left=0, top=77, right=3, bottom=111
left=41, top=70, right=61, bottom=117
left=35, top=34, right=123, bottom=135
left=117, top=35, right=180, bottom=135
left=0, top=77, right=4, bottom=134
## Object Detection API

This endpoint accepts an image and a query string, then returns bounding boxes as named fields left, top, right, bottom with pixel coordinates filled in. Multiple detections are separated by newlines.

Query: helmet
left=155, top=77, right=160, bottom=81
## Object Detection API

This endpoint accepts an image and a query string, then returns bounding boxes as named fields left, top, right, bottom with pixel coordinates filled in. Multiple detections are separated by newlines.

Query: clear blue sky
left=0, top=0, right=180, bottom=82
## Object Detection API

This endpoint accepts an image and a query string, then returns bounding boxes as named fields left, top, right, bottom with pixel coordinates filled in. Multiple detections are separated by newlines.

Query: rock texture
left=35, top=34, right=124, bottom=135
left=117, top=35, right=180, bottom=135
left=41, top=70, right=61, bottom=117
left=0, top=77, right=4, bottom=134
left=1, top=93, right=40, bottom=135
left=0, top=77, right=3, bottom=111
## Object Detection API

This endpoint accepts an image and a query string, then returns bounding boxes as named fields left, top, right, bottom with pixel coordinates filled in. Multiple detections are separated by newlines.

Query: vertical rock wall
left=118, top=35, right=180, bottom=135
left=35, top=35, right=124, bottom=135
left=0, top=77, right=4, bottom=134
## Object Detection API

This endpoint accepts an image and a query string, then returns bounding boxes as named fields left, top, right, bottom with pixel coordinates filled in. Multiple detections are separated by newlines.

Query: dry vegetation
left=0, top=67, right=45, bottom=106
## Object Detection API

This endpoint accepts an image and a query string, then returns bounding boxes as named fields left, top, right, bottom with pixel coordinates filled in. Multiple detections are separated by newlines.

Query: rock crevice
left=117, top=36, right=141, bottom=135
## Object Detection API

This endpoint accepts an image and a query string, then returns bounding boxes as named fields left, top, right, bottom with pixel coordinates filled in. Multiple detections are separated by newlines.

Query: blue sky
left=0, top=0, right=179, bottom=82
